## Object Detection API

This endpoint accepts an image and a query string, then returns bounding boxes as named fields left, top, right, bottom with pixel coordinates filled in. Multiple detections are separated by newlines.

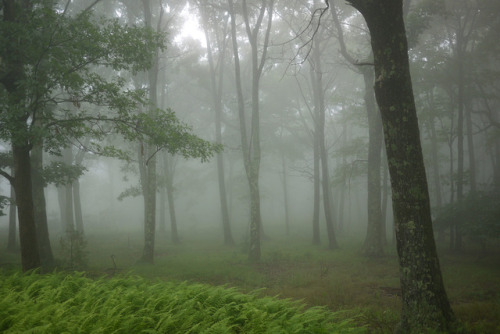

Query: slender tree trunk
left=57, top=185, right=66, bottom=232
left=200, top=8, right=234, bottom=245
left=228, top=0, right=274, bottom=262
left=312, top=133, right=321, bottom=244
left=140, top=0, right=161, bottom=263
left=361, top=66, right=384, bottom=257
left=310, top=31, right=337, bottom=249
left=63, top=147, right=75, bottom=233
left=337, top=122, right=348, bottom=234
left=281, top=152, right=290, bottom=235
left=164, top=154, right=179, bottom=244
left=465, top=102, right=476, bottom=194
left=159, top=174, right=166, bottom=234
left=347, top=1, right=455, bottom=331
left=456, top=58, right=465, bottom=252
left=31, top=140, right=54, bottom=269
left=7, top=180, right=17, bottom=252
left=73, top=145, right=87, bottom=234
left=73, top=180, right=84, bottom=233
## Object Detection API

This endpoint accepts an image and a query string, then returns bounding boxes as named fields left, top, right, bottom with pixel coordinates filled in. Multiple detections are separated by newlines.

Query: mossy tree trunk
left=346, top=0, right=456, bottom=332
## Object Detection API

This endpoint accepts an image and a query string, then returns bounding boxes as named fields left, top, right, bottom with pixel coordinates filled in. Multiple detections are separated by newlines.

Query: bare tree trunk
left=361, top=66, right=384, bottom=257
left=73, top=180, right=84, bottom=233
left=281, top=152, right=290, bottom=235
left=228, top=0, right=275, bottom=261
left=310, top=28, right=337, bottom=249
left=200, top=5, right=234, bottom=245
left=63, top=147, right=75, bottom=233
left=159, top=174, right=166, bottom=234
left=312, top=135, right=321, bottom=244
left=164, top=154, right=179, bottom=244
left=73, top=144, right=87, bottom=234
left=140, top=0, right=161, bottom=263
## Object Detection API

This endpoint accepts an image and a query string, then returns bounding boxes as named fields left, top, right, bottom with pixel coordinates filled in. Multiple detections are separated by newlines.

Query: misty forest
left=1, top=0, right=499, bottom=333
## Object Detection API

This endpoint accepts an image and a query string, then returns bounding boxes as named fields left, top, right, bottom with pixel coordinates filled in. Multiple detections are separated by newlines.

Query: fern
left=0, top=271, right=364, bottom=333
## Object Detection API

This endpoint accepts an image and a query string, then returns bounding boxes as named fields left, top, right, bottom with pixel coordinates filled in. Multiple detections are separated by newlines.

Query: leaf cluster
left=0, top=271, right=361, bottom=333
left=0, top=0, right=164, bottom=149
left=41, top=161, right=87, bottom=187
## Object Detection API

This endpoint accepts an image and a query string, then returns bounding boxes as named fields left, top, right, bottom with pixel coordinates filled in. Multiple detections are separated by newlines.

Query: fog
left=0, top=0, right=499, bottom=332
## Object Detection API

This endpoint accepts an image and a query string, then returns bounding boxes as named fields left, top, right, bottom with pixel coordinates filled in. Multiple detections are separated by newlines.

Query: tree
left=330, top=1, right=384, bottom=255
left=198, top=0, right=234, bottom=245
left=309, top=22, right=338, bottom=249
left=0, top=0, right=217, bottom=271
left=228, top=0, right=275, bottom=262
left=344, top=0, right=456, bottom=331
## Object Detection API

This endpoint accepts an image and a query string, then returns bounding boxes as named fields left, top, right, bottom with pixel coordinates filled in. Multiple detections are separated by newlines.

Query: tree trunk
left=228, top=0, right=274, bottom=262
left=63, top=147, right=75, bottom=233
left=465, top=102, right=476, bottom=194
left=31, top=140, right=54, bottom=269
left=200, top=8, right=234, bottom=245
left=73, top=144, right=87, bottom=234
left=361, top=66, right=384, bottom=257
left=140, top=0, right=160, bottom=263
left=13, top=143, right=41, bottom=272
left=281, top=152, right=290, bottom=235
left=73, top=180, right=84, bottom=234
left=347, top=0, right=456, bottom=331
left=331, top=2, right=383, bottom=253
left=310, top=30, right=337, bottom=249
left=3, top=1, right=40, bottom=272
left=57, top=185, right=67, bottom=232
left=159, top=173, right=166, bottom=234
left=7, top=180, right=17, bottom=252
left=312, top=134, right=321, bottom=244
left=164, top=154, right=179, bottom=244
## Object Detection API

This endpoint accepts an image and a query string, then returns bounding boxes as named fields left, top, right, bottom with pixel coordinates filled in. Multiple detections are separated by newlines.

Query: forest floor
left=1, top=228, right=499, bottom=333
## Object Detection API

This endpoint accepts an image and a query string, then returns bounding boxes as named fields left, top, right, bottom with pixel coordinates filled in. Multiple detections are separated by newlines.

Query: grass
left=1, top=228, right=499, bottom=333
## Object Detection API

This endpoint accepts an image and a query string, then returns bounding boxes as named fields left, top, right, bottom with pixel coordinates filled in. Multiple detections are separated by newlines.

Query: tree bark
left=346, top=0, right=456, bottom=331
left=13, top=143, right=41, bottom=271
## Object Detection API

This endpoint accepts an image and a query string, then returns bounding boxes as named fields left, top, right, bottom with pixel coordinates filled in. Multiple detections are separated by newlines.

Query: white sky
left=173, top=3, right=206, bottom=47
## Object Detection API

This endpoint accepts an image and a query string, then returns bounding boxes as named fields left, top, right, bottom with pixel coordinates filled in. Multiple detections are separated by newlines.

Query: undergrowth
left=0, top=270, right=364, bottom=333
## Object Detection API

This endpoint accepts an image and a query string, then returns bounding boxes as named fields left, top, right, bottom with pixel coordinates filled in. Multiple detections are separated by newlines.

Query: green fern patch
left=0, top=271, right=363, bottom=333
